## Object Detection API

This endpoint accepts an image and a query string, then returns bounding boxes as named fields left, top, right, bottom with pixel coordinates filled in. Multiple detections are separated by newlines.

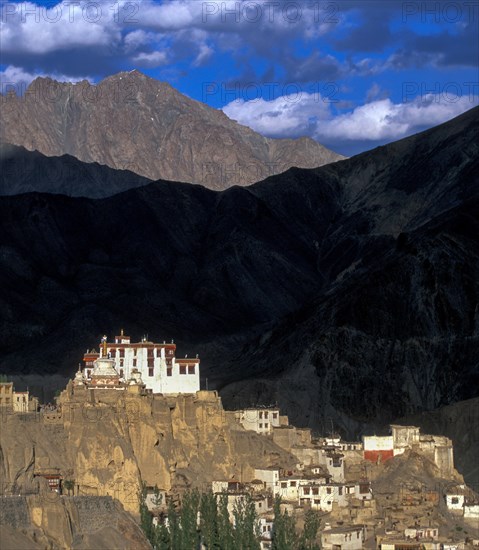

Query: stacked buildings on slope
left=1, top=330, right=478, bottom=549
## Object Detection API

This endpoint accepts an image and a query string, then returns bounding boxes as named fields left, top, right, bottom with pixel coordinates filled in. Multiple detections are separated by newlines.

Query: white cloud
left=0, top=65, right=92, bottom=89
left=222, top=92, right=478, bottom=143
left=0, top=1, right=121, bottom=54
left=317, top=96, right=478, bottom=141
left=132, top=50, right=168, bottom=68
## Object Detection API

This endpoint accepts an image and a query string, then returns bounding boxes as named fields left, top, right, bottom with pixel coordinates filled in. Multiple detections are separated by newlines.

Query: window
left=339, top=487, right=343, bottom=495
left=327, top=487, right=332, bottom=494
left=264, top=412, right=268, bottom=418
left=133, top=359, right=137, bottom=367
left=273, top=413, right=278, bottom=419
left=304, top=488, right=310, bottom=495
left=179, top=365, right=187, bottom=375
left=169, top=350, right=174, bottom=356
left=110, top=349, right=116, bottom=358
left=312, top=488, right=319, bottom=495
left=290, top=481, right=296, bottom=487
left=167, top=367, right=172, bottom=377
left=314, top=499, right=320, bottom=504
left=259, top=423, right=263, bottom=428
left=119, top=349, right=125, bottom=358
left=259, top=411, right=263, bottom=419
left=451, top=497, right=459, bottom=504
left=264, top=423, right=268, bottom=429
left=281, top=482, right=287, bottom=488
left=188, top=365, right=195, bottom=375
left=148, top=367, right=154, bottom=377
left=120, top=359, right=124, bottom=367
left=120, top=369, right=124, bottom=378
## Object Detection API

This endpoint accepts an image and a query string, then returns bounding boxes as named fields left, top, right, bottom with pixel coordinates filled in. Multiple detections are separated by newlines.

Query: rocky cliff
left=0, top=70, right=344, bottom=192
left=0, top=389, right=296, bottom=514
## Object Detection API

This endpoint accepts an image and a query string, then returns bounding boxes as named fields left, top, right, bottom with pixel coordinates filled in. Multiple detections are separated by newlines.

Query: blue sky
left=0, top=0, right=478, bottom=155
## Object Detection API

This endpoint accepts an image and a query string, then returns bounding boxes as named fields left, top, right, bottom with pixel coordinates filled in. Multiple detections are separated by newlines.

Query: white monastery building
left=80, top=330, right=200, bottom=394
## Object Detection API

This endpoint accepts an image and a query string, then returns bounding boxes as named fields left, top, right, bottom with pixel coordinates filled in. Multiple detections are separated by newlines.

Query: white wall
left=362, top=436, right=393, bottom=451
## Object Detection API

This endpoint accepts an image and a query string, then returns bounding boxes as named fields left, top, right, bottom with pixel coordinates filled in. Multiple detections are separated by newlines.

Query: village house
left=79, top=331, right=200, bottom=394
left=258, top=515, right=274, bottom=549
left=445, top=485, right=468, bottom=514
left=235, top=408, right=281, bottom=434
left=254, top=468, right=280, bottom=492
left=321, top=523, right=367, bottom=550
left=362, top=425, right=455, bottom=476
left=404, top=526, right=439, bottom=540
left=0, top=381, right=39, bottom=412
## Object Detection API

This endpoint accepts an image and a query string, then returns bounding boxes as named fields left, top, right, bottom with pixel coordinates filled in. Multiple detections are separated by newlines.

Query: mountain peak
left=0, top=70, right=344, bottom=190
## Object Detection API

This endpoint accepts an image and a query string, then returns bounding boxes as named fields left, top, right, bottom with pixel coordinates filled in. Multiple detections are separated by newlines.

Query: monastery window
left=119, top=349, right=125, bottom=358
left=259, top=423, right=263, bottom=428
left=264, top=412, right=268, bottom=418
left=179, top=365, right=187, bottom=375
left=149, top=367, right=154, bottom=377
left=148, top=349, right=154, bottom=357
left=281, top=482, right=287, bottom=489
left=120, top=369, right=124, bottom=378
left=326, top=487, right=332, bottom=494
left=265, top=423, right=268, bottom=428
left=290, top=481, right=296, bottom=487
left=133, top=359, right=137, bottom=367
left=167, top=367, right=172, bottom=377
left=148, top=358, right=154, bottom=367
left=188, top=365, right=195, bottom=375
left=314, top=499, right=320, bottom=504
left=169, top=350, right=174, bottom=356
left=339, top=487, right=343, bottom=495
left=110, top=349, right=116, bottom=357
left=259, top=411, right=263, bottom=419
left=451, top=497, right=459, bottom=504
left=273, top=413, right=278, bottom=419
left=312, top=488, right=319, bottom=495
left=304, top=488, right=310, bottom=495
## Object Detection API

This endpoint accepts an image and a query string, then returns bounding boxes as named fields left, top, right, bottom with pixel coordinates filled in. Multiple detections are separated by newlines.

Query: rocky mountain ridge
left=0, top=106, right=477, bottom=444
left=0, top=70, right=344, bottom=192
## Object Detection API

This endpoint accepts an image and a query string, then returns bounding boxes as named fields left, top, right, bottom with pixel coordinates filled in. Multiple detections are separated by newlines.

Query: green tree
left=272, top=496, right=299, bottom=550
left=179, top=489, right=200, bottom=549
left=199, top=491, right=220, bottom=549
left=139, top=483, right=154, bottom=544
left=217, top=493, right=235, bottom=550
left=299, top=509, right=321, bottom=550
left=63, top=479, right=75, bottom=496
left=167, top=499, right=181, bottom=550
left=232, top=495, right=261, bottom=550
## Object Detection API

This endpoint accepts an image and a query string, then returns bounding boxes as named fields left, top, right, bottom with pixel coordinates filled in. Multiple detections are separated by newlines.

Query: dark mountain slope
left=0, top=107, right=477, bottom=436
left=0, top=143, right=151, bottom=198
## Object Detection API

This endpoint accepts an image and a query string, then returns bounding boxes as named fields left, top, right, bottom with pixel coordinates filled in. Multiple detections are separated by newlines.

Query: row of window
left=149, top=365, right=196, bottom=377
left=258, top=411, right=278, bottom=419
left=110, top=348, right=175, bottom=358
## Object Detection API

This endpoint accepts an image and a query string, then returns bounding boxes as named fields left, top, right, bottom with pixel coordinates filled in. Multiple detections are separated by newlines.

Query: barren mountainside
left=0, top=70, right=344, bottom=192
left=0, top=106, right=477, bottom=452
